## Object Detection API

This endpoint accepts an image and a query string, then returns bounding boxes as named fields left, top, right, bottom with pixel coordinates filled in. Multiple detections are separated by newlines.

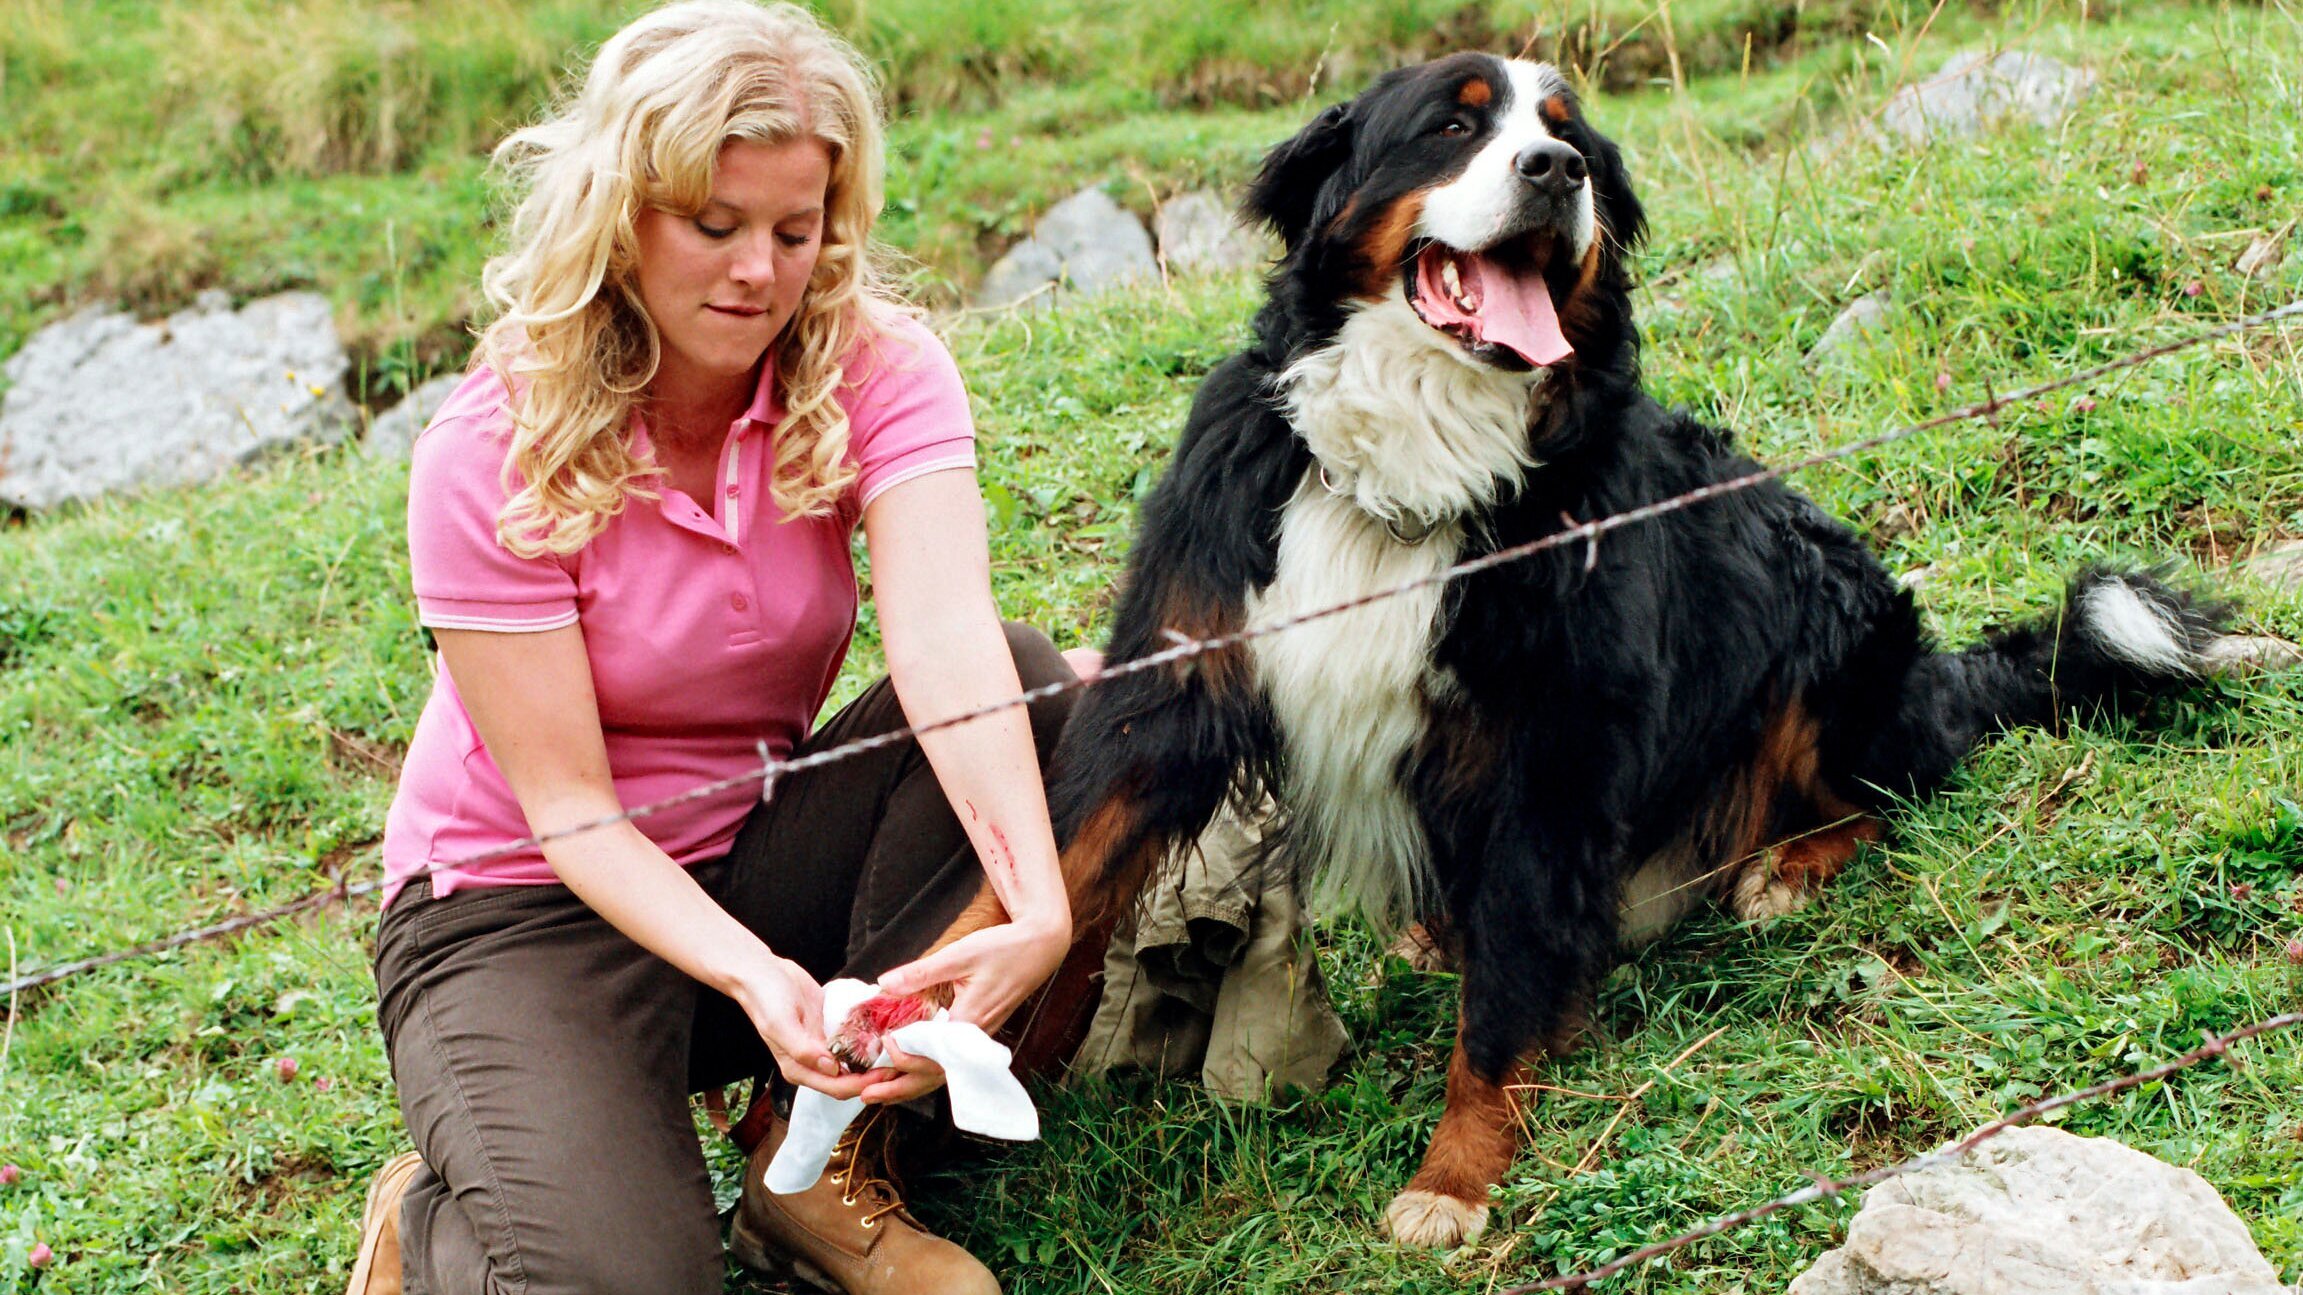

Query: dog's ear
left=1585, top=127, right=1646, bottom=260
left=1242, top=102, right=1356, bottom=250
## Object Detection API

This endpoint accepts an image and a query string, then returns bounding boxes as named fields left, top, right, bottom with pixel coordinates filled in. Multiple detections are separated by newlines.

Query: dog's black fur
left=1030, top=52, right=2230, bottom=1238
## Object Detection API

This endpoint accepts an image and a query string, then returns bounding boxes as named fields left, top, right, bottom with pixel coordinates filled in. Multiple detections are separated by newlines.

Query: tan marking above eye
left=1542, top=94, right=1571, bottom=123
left=1458, top=79, right=1493, bottom=108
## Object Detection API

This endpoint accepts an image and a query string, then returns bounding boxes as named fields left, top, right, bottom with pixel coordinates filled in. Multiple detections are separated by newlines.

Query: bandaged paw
left=762, top=978, right=1040, bottom=1194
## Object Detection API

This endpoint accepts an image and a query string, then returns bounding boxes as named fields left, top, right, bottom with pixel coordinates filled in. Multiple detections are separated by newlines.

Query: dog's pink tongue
left=1462, top=253, right=1572, bottom=367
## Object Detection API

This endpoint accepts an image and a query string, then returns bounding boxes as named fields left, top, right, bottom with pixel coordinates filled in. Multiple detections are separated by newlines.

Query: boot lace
left=825, top=1121, right=906, bottom=1230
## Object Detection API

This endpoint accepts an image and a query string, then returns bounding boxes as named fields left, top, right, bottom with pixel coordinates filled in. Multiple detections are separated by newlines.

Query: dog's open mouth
left=1405, top=237, right=1572, bottom=369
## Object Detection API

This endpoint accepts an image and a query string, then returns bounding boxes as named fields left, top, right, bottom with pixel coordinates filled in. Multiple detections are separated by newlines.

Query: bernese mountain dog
left=908, top=52, right=2237, bottom=1247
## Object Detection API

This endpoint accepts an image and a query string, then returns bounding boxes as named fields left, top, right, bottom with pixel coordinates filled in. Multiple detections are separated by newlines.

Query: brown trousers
left=371, top=624, right=1077, bottom=1295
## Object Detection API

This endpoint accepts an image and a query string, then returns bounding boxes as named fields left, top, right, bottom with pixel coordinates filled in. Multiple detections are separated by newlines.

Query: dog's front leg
left=1387, top=795, right=1620, bottom=1247
left=1384, top=1025, right=1534, bottom=1247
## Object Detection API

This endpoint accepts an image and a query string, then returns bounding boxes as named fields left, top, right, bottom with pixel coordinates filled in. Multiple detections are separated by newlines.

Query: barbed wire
left=5, top=296, right=2300, bottom=1000
left=5, top=873, right=381, bottom=997
left=1497, top=1010, right=2303, bottom=1292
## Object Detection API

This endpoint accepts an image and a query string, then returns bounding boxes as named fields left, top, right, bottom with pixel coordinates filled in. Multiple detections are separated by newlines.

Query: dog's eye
left=1438, top=118, right=1470, bottom=138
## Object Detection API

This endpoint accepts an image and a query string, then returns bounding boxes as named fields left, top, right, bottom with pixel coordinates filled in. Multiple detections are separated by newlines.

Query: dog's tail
left=1845, top=567, right=2232, bottom=800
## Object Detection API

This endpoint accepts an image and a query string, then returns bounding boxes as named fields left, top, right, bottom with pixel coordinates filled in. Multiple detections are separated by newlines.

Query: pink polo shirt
left=381, top=313, right=975, bottom=905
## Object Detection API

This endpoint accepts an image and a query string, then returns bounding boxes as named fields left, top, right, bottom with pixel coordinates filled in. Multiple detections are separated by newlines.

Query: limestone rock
left=1155, top=190, right=1273, bottom=275
left=971, top=186, right=1156, bottom=309
left=1808, top=290, right=1895, bottom=365
left=1786, top=1127, right=2285, bottom=1295
left=1880, top=51, right=2095, bottom=147
left=362, top=371, right=466, bottom=460
left=0, top=291, right=354, bottom=510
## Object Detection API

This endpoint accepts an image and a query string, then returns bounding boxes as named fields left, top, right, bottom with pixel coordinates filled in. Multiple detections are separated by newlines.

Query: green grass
left=0, top=0, right=2220, bottom=371
left=5, top=0, right=2303, bottom=1291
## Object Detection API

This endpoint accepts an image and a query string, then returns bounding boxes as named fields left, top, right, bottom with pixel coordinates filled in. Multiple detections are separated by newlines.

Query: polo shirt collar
left=739, top=357, right=782, bottom=430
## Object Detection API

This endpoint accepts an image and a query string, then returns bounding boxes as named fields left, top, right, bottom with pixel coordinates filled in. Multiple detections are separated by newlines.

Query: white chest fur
left=1247, top=478, right=1462, bottom=924
left=1275, top=294, right=1544, bottom=527
left=1253, top=294, right=1548, bottom=923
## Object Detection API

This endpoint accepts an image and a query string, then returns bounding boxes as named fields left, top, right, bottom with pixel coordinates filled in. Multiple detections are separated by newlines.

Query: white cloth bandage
left=762, top=978, right=1041, bottom=1195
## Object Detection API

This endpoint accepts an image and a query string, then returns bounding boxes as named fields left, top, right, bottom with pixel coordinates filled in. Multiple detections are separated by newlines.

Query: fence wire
left=7, top=296, right=2301, bottom=1001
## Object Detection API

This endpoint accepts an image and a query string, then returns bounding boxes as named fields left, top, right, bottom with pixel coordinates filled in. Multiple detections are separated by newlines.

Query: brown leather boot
left=344, top=1150, right=424, bottom=1295
left=730, top=1106, right=1000, bottom=1295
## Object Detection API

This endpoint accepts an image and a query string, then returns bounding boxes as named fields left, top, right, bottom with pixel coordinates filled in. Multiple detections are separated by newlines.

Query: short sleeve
left=843, top=314, right=977, bottom=510
left=406, top=374, right=580, bottom=633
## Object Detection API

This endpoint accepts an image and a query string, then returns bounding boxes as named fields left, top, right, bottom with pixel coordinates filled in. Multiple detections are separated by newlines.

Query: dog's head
left=1245, top=54, right=1645, bottom=373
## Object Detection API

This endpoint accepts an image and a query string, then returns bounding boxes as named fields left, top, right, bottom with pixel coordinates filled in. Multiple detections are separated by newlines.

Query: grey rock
left=970, top=186, right=1157, bottom=310
left=1155, top=190, right=1272, bottom=275
left=1808, top=290, right=1895, bottom=365
left=362, top=371, right=467, bottom=460
left=1786, top=1127, right=2286, bottom=1295
left=2240, top=539, right=2303, bottom=593
left=974, top=238, right=1065, bottom=312
left=1037, top=186, right=1157, bottom=295
left=0, top=291, right=354, bottom=510
left=1881, top=51, right=2095, bottom=147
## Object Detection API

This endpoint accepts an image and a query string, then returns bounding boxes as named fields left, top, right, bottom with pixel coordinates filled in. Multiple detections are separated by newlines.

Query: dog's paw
left=1731, top=867, right=1811, bottom=922
left=1383, top=1189, right=1488, bottom=1248
left=826, top=993, right=938, bottom=1073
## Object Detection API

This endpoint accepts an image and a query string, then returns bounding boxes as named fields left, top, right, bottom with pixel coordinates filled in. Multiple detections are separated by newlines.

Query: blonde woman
left=347, top=4, right=1081, bottom=1292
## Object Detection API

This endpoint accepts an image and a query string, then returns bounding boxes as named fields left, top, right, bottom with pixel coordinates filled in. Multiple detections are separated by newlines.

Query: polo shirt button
left=725, top=484, right=739, bottom=497
left=731, top=594, right=749, bottom=612
left=720, top=542, right=738, bottom=556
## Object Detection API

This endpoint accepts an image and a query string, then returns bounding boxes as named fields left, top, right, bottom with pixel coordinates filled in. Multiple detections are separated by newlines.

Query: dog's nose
left=1515, top=140, right=1588, bottom=194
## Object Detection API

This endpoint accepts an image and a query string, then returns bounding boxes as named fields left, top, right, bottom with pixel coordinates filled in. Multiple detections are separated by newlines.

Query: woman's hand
left=859, top=917, right=1069, bottom=1104
left=878, top=915, right=1072, bottom=1035
left=730, top=952, right=891, bottom=1101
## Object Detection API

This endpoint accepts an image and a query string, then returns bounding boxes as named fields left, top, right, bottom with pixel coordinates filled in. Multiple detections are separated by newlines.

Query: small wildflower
left=2287, top=937, right=2303, bottom=965
left=276, top=1056, right=301, bottom=1083
left=308, top=384, right=327, bottom=399
left=2183, top=281, right=2203, bottom=298
left=2073, top=396, right=2097, bottom=413
left=0, top=1164, right=19, bottom=1186
left=53, top=877, right=69, bottom=896
left=316, top=1076, right=334, bottom=1092
left=2130, top=160, right=2148, bottom=185
left=1934, top=371, right=1952, bottom=392
left=28, top=1243, right=52, bottom=1268
left=2231, top=882, right=2254, bottom=901
left=975, top=129, right=992, bottom=151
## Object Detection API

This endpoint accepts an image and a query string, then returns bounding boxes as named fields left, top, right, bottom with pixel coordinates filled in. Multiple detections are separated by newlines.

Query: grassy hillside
left=4, top=1, right=2303, bottom=1292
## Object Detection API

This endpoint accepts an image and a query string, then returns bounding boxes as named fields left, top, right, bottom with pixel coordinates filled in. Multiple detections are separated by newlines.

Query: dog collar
left=1318, top=463, right=1443, bottom=546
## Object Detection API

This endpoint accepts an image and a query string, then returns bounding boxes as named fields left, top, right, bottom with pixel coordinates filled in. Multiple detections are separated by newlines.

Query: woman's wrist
left=1007, top=906, right=1073, bottom=949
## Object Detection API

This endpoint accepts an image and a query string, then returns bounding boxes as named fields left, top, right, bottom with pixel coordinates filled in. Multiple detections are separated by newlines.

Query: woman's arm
left=860, top=469, right=1074, bottom=1032
left=434, top=626, right=882, bottom=1099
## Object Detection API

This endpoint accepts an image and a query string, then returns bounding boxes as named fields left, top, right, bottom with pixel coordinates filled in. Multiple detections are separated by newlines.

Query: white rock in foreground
left=1787, top=1127, right=2286, bottom=1295
left=0, top=291, right=354, bottom=510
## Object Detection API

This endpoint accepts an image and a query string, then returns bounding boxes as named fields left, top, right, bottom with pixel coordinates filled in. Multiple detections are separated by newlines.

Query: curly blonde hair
left=477, top=0, right=900, bottom=557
